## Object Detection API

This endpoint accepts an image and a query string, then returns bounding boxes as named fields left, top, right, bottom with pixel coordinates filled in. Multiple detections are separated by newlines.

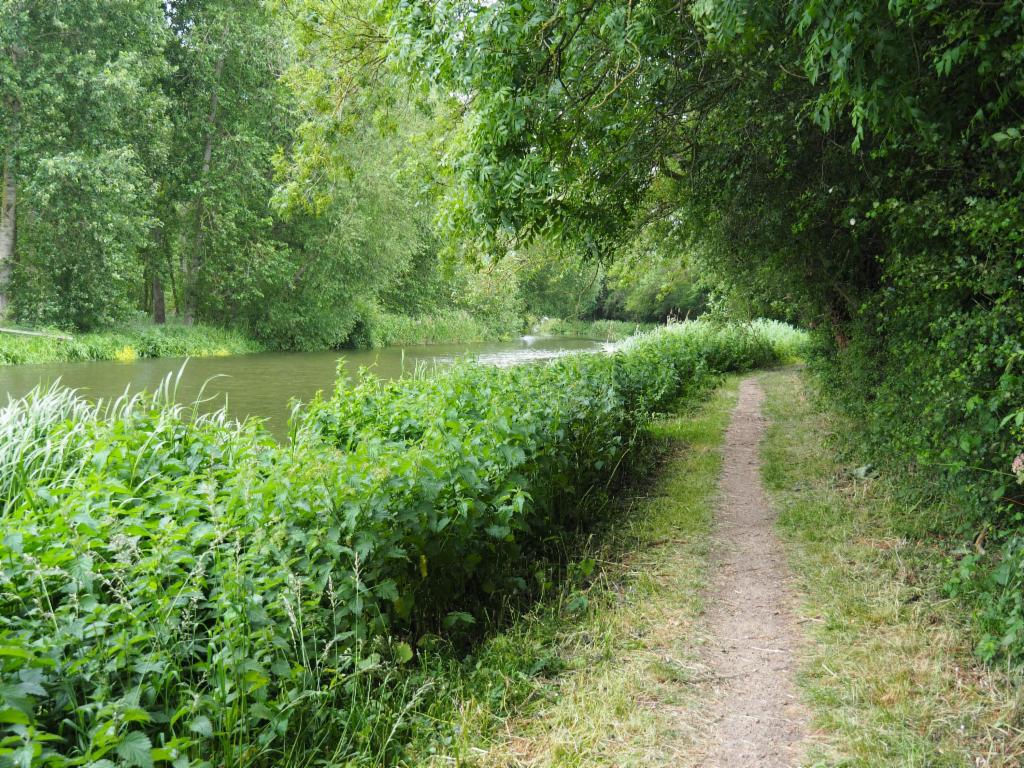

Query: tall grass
left=0, top=323, right=263, bottom=365
left=0, top=320, right=805, bottom=768
left=355, top=309, right=512, bottom=348
left=531, top=316, right=656, bottom=341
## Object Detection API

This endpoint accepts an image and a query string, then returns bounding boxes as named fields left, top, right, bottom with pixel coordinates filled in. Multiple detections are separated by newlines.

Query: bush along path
left=0, top=321, right=805, bottom=768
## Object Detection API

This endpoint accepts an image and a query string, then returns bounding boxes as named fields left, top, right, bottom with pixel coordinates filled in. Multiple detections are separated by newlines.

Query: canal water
left=0, top=336, right=606, bottom=436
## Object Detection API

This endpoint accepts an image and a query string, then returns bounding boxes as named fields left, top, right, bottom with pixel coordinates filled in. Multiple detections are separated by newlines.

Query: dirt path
left=698, top=378, right=808, bottom=766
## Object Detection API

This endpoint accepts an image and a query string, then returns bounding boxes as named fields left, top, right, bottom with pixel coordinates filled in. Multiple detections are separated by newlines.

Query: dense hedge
left=0, top=320, right=802, bottom=768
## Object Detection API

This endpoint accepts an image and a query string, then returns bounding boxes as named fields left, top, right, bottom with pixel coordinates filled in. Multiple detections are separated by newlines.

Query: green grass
left=0, top=322, right=264, bottom=365
left=360, top=309, right=514, bottom=348
left=760, top=368, right=1024, bottom=767
left=402, top=378, right=740, bottom=766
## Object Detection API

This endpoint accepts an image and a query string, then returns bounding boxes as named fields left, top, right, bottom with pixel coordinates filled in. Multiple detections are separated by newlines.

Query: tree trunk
left=0, top=153, right=15, bottom=318
left=184, top=55, right=226, bottom=326
left=152, top=273, right=166, bottom=324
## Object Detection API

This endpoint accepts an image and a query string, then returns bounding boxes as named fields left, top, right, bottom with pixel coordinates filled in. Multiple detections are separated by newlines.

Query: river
left=0, top=336, right=607, bottom=436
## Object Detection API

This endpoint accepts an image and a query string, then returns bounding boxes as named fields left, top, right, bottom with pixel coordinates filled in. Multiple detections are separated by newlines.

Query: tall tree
left=0, top=153, right=13, bottom=316
left=0, top=0, right=170, bottom=329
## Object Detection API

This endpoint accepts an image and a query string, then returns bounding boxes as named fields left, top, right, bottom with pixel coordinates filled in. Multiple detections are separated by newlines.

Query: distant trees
left=0, top=0, right=448, bottom=345
left=0, top=0, right=170, bottom=327
left=0, top=0, right=711, bottom=341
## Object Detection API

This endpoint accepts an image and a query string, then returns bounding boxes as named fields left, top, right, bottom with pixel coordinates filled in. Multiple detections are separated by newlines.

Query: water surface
left=0, top=336, right=605, bottom=436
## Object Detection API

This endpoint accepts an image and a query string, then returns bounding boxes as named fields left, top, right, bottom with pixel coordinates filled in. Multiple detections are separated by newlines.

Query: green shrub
left=0, top=320, right=803, bottom=767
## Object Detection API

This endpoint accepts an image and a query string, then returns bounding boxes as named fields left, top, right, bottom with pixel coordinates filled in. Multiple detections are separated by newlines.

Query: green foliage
left=2, top=0, right=171, bottom=328
left=600, top=221, right=707, bottom=323
left=0, top=321, right=800, bottom=767
left=531, top=318, right=655, bottom=342
left=512, top=239, right=603, bottom=321
left=0, top=0, right=460, bottom=349
left=383, top=0, right=1024, bottom=660
left=0, top=323, right=262, bottom=365
left=352, top=309, right=512, bottom=349
left=13, top=150, right=154, bottom=328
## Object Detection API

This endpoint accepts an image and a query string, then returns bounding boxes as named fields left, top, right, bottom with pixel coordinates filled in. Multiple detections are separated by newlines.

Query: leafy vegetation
left=530, top=318, right=655, bottom=343
left=0, top=323, right=263, bottom=365
left=409, top=377, right=742, bottom=766
left=4, top=0, right=1024, bottom=738
left=359, top=0, right=1024, bottom=660
left=0, top=321, right=800, bottom=768
left=762, top=369, right=1024, bottom=765
left=0, top=1, right=690, bottom=349
left=355, top=310, right=512, bottom=349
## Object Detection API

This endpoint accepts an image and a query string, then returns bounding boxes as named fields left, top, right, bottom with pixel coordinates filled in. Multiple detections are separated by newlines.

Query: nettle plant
left=0, top=321, right=802, bottom=768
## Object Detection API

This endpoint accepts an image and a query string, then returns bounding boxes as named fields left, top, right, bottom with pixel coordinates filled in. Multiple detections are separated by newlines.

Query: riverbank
left=0, top=313, right=507, bottom=366
left=363, top=309, right=514, bottom=347
left=531, top=317, right=657, bottom=341
left=0, top=312, right=599, bottom=366
left=0, top=321, right=804, bottom=768
left=0, top=323, right=264, bottom=365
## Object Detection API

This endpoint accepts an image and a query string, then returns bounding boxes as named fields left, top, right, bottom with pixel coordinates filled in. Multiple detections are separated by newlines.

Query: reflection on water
left=0, top=336, right=607, bottom=436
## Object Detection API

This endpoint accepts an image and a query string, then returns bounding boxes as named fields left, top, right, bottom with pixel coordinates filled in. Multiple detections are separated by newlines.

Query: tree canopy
left=370, top=0, right=1024, bottom=656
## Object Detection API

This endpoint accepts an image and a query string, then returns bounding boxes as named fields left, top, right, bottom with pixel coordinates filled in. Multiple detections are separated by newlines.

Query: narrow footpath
left=698, top=378, right=809, bottom=766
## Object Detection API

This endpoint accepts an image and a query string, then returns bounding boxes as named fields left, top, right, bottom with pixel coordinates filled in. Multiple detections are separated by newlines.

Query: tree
left=376, top=0, right=1024, bottom=654
left=0, top=0, right=170, bottom=328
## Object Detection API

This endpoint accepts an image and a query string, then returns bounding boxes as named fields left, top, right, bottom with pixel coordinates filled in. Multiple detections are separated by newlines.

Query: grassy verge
left=760, top=368, right=1024, bottom=766
left=362, top=310, right=514, bottom=348
left=402, top=378, right=740, bottom=766
left=2, top=323, right=801, bottom=767
left=0, top=311, right=518, bottom=365
left=531, top=317, right=656, bottom=341
left=0, top=322, right=264, bottom=365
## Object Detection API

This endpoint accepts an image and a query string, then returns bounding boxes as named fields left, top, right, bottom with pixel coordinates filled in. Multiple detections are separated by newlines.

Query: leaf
left=393, top=642, right=414, bottom=665
left=0, top=708, right=30, bottom=725
left=122, top=707, right=152, bottom=724
left=116, top=731, right=154, bottom=768
left=189, top=716, right=213, bottom=738
left=485, top=524, right=510, bottom=539
left=566, top=594, right=589, bottom=614
left=442, top=611, right=476, bottom=629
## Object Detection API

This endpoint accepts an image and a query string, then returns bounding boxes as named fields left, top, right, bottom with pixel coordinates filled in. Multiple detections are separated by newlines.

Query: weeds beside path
left=459, top=368, right=1024, bottom=767
left=444, top=378, right=741, bottom=767
left=762, top=368, right=1024, bottom=766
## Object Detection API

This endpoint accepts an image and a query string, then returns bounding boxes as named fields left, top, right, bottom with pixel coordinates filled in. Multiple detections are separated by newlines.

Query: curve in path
left=700, top=378, right=808, bottom=767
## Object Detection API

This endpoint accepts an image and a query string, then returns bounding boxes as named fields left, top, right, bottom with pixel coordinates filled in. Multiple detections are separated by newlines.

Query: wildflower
left=1013, top=452, right=1024, bottom=484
